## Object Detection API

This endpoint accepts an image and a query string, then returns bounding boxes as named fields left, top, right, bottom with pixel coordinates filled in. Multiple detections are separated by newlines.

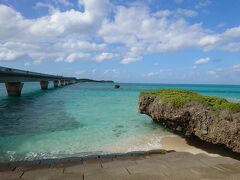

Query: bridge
left=0, top=66, right=78, bottom=96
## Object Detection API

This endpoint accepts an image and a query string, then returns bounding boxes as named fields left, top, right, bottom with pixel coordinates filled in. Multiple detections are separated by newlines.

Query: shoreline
left=104, top=133, right=240, bottom=160
left=0, top=149, right=171, bottom=170
left=0, top=147, right=239, bottom=171
left=1, top=134, right=239, bottom=165
left=1, top=135, right=239, bottom=179
left=0, top=147, right=239, bottom=180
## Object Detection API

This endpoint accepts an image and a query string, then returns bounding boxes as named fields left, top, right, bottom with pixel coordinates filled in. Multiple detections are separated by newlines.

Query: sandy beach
left=105, top=134, right=204, bottom=154
left=160, top=136, right=220, bottom=156
left=105, top=133, right=240, bottom=160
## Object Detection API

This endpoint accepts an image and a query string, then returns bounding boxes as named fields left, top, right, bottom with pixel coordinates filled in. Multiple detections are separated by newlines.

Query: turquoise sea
left=0, top=83, right=240, bottom=162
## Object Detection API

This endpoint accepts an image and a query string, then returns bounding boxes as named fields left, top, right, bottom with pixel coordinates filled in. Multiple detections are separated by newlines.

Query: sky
left=0, top=0, right=240, bottom=84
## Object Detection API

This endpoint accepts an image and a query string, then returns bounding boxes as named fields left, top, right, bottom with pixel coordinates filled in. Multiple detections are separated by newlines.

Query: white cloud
left=0, top=1, right=240, bottom=65
left=233, top=64, right=240, bottom=72
left=208, top=70, right=220, bottom=78
left=0, top=1, right=111, bottom=63
left=233, top=64, right=240, bottom=68
left=207, top=65, right=240, bottom=79
left=143, top=69, right=172, bottom=77
left=65, top=53, right=90, bottom=63
left=208, top=70, right=216, bottom=75
left=143, top=72, right=160, bottom=77
left=154, top=8, right=198, bottom=18
left=176, top=8, right=198, bottom=17
left=199, top=35, right=221, bottom=46
left=195, top=0, right=212, bottom=9
left=224, top=27, right=240, bottom=38
left=24, top=62, right=31, bottom=66
left=99, top=6, right=206, bottom=64
left=56, top=41, right=106, bottom=51
left=58, top=0, right=73, bottom=7
left=35, top=0, right=74, bottom=11
left=199, top=26, right=240, bottom=52
left=94, top=52, right=116, bottom=62
left=154, top=10, right=172, bottom=18
left=34, top=2, right=58, bottom=14
left=194, top=57, right=210, bottom=65
left=0, top=48, right=24, bottom=61
left=121, top=57, right=140, bottom=64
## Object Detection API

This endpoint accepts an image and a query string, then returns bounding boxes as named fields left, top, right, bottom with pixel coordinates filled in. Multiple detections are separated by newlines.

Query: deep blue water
left=0, top=82, right=240, bottom=162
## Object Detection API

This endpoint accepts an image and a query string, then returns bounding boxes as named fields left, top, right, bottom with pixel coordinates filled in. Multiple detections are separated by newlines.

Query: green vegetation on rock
left=140, top=89, right=240, bottom=112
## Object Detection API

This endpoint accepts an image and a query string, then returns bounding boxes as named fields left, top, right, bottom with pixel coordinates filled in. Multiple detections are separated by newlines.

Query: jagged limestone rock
left=138, top=89, right=240, bottom=153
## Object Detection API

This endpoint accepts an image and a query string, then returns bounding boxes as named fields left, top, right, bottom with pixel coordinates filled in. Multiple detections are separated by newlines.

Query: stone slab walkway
left=0, top=151, right=240, bottom=180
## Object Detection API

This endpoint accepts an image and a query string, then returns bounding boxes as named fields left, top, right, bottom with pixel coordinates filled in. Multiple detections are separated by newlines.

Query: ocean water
left=0, top=83, right=240, bottom=162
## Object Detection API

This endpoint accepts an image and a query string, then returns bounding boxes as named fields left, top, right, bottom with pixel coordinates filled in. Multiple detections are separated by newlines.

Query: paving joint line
left=125, top=167, right=131, bottom=175
left=19, top=171, right=24, bottom=179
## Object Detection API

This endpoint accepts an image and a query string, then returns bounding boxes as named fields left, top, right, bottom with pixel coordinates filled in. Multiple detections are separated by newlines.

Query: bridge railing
left=0, top=66, right=76, bottom=80
left=0, top=66, right=78, bottom=96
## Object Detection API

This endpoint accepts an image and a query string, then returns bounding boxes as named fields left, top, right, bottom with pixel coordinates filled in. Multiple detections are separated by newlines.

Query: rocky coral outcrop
left=138, top=90, right=240, bottom=153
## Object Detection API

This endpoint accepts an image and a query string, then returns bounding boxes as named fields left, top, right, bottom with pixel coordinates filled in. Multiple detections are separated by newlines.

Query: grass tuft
left=140, top=89, right=240, bottom=113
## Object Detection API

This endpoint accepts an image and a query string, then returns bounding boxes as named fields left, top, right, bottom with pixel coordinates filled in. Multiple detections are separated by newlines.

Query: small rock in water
left=115, top=84, right=120, bottom=88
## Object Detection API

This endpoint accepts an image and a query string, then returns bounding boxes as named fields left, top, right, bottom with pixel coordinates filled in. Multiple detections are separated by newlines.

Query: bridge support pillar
left=5, top=82, right=24, bottom=96
left=53, top=80, right=59, bottom=87
left=65, top=80, right=69, bottom=85
left=60, top=80, right=65, bottom=86
left=40, top=81, right=49, bottom=90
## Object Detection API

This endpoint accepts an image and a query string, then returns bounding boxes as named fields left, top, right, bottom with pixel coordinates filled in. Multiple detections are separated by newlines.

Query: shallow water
left=0, top=83, right=240, bottom=162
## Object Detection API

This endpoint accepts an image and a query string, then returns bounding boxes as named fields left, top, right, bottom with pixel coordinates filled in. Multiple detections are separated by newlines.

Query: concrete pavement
left=0, top=151, right=240, bottom=180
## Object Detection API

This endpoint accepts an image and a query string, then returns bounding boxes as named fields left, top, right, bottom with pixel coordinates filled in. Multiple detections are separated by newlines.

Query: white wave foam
left=127, top=136, right=163, bottom=152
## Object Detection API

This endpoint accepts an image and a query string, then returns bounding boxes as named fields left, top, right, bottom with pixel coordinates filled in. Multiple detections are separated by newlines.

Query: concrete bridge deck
left=0, top=66, right=76, bottom=82
left=0, top=66, right=77, bottom=96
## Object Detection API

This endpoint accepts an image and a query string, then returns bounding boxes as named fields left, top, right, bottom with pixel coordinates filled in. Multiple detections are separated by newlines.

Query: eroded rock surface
left=139, top=95, right=240, bottom=153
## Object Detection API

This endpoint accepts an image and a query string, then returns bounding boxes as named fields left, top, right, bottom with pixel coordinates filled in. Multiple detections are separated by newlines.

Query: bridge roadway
left=0, top=66, right=77, bottom=96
